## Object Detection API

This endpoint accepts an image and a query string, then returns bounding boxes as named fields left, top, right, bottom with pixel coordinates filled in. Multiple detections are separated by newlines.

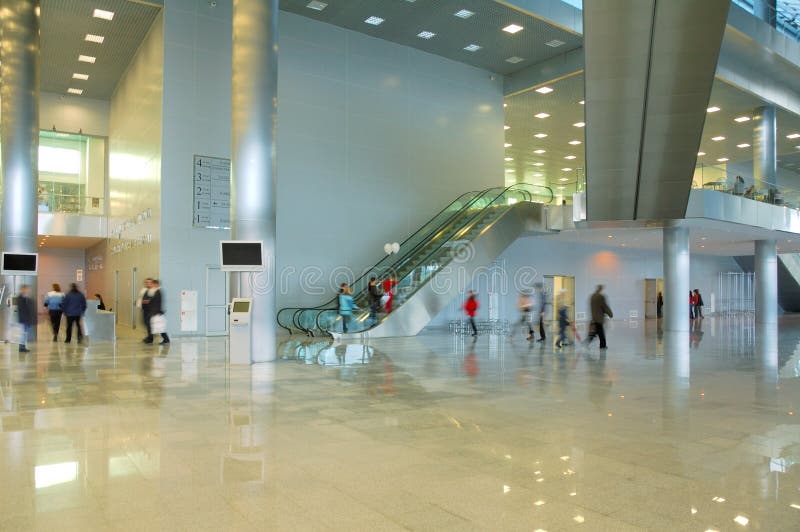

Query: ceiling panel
left=279, top=0, right=582, bottom=75
left=41, top=0, right=161, bottom=100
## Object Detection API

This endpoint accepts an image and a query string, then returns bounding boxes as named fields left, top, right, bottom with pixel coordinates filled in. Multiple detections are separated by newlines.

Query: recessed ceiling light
left=607, top=235, right=613, bottom=238
left=534, top=133, right=547, bottom=138
left=533, top=162, right=544, bottom=167
left=787, top=133, right=800, bottom=139
left=573, top=122, right=585, bottom=127
left=534, top=149, right=546, bottom=154
left=717, top=157, right=729, bottom=162
left=737, top=143, right=750, bottom=148
left=364, top=16, right=384, bottom=25
left=502, top=24, right=524, bottom=34
left=306, top=0, right=328, bottom=10
left=733, top=516, right=749, bottom=526
left=734, top=116, right=751, bottom=122
left=559, top=177, right=569, bottom=182
left=557, top=186, right=566, bottom=190
left=504, top=143, right=512, bottom=148
left=533, top=173, right=542, bottom=177
left=93, top=8, right=114, bottom=20
left=454, top=9, right=475, bottom=19
left=562, top=167, right=572, bottom=171
left=417, top=31, right=436, bottom=39
left=711, top=136, right=725, bottom=141
left=545, top=39, right=565, bottom=47
left=72, top=73, right=89, bottom=80
left=578, top=100, right=585, bottom=105
left=505, top=56, right=524, bottom=63
left=85, top=34, right=105, bottom=43
left=564, top=155, right=576, bottom=160
left=504, top=125, right=510, bottom=130
left=78, top=55, right=96, bottom=63
left=535, top=86, right=554, bottom=94
left=504, top=157, right=513, bottom=161
left=698, top=152, right=706, bottom=156
left=569, top=140, right=582, bottom=145
left=534, top=112, right=550, bottom=119
left=463, top=44, right=482, bottom=52
left=707, top=106, right=721, bottom=113
left=505, top=168, right=513, bottom=173
left=67, top=88, right=83, bottom=95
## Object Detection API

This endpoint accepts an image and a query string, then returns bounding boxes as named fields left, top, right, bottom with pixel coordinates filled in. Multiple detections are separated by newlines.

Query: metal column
left=753, top=106, right=777, bottom=190
left=755, top=240, right=778, bottom=324
left=231, top=0, right=278, bottom=362
left=1, top=0, right=41, bottom=340
left=663, top=226, right=690, bottom=332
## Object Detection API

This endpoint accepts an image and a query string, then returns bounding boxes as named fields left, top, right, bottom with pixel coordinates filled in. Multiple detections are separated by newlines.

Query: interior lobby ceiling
left=504, top=74, right=800, bottom=191
left=41, top=0, right=161, bottom=99
left=279, top=0, right=582, bottom=75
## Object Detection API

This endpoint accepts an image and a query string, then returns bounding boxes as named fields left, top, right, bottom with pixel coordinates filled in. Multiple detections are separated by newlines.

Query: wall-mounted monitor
left=220, top=241, right=264, bottom=272
left=1, top=252, right=38, bottom=276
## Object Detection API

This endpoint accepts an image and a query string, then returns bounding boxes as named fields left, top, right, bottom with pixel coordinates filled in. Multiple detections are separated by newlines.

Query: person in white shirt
left=43, top=283, right=65, bottom=341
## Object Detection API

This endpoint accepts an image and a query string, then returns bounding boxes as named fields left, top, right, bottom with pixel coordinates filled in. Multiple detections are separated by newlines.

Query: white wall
left=86, top=13, right=163, bottom=330
left=37, top=248, right=86, bottom=307
left=429, top=236, right=742, bottom=326
left=40, top=92, right=109, bottom=137
left=153, top=6, right=505, bottom=335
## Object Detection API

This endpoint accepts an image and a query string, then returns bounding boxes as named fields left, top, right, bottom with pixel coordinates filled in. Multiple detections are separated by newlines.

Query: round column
left=753, top=106, right=777, bottom=190
left=663, top=225, right=690, bottom=332
left=755, top=240, right=777, bottom=324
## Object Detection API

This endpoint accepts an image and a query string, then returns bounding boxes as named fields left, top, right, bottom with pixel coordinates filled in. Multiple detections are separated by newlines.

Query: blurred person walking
left=338, top=283, right=358, bottom=333
left=146, top=279, right=170, bottom=344
left=693, top=289, right=704, bottom=319
left=16, top=285, right=36, bottom=353
left=464, top=290, right=479, bottom=337
left=43, top=283, right=65, bottom=341
left=63, top=283, right=87, bottom=343
left=586, top=285, right=613, bottom=350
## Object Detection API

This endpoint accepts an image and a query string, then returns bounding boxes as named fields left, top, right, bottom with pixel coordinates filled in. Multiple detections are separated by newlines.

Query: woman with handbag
left=146, top=279, right=170, bottom=345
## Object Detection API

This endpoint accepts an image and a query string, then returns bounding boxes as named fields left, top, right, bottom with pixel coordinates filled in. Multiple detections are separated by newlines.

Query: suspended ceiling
left=279, top=0, right=582, bottom=75
left=41, top=0, right=161, bottom=100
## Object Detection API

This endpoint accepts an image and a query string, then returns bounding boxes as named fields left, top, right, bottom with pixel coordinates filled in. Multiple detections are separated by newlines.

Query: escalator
left=735, top=254, right=800, bottom=312
left=277, top=184, right=555, bottom=338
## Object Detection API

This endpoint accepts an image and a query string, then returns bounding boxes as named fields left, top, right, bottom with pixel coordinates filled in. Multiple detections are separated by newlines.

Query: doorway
left=644, top=278, right=664, bottom=319
left=130, top=267, right=138, bottom=329
left=544, top=275, right=576, bottom=322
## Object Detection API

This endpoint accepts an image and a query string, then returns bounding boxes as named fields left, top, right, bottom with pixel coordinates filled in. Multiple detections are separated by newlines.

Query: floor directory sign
left=193, top=155, right=231, bottom=229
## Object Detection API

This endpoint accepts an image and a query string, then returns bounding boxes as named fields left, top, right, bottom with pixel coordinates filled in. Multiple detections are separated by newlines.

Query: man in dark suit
left=17, top=285, right=36, bottom=353
left=145, top=279, right=170, bottom=345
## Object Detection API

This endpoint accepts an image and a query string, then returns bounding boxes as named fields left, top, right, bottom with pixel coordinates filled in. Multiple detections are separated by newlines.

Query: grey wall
left=152, top=7, right=505, bottom=335
left=40, top=91, right=109, bottom=137
left=429, top=237, right=742, bottom=326
left=37, top=248, right=86, bottom=307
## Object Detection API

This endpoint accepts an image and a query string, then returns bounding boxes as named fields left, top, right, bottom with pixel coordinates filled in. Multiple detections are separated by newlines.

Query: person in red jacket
left=381, top=277, right=397, bottom=313
left=464, top=290, right=479, bottom=337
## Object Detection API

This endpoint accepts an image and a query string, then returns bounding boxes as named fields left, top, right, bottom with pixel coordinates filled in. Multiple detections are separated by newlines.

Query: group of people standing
left=338, top=276, right=398, bottom=334
left=690, top=289, right=704, bottom=319
left=15, top=283, right=88, bottom=352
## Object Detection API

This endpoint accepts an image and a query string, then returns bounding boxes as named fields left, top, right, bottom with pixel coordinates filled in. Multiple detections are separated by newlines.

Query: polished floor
left=1, top=317, right=799, bottom=530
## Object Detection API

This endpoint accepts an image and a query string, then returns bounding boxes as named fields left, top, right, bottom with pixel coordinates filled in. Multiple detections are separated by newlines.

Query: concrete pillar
left=753, top=106, right=777, bottom=190
left=755, top=240, right=778, bottom=324
left=1, top=0, right=41, bottom=340
left=754, top=324, right=778, bottom=408
left=231, top=0, right=278, bottom=362
left=663, top=226, right=690, bottom=332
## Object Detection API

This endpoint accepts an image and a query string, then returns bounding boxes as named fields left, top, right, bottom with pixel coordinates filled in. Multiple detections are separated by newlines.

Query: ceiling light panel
left=788, top=133, right=800, bottom=139
left=364, top=16, right=384, bottom=25
left=534, top=149, right=546, bottom=154
left=502, top=24, right=524, bottom=34
left=545, top=39, right=565, bottom=47
left=78, top=55, right=96, bottom=63
left=717, top=157, right=729, bottom=162
left=463, top=44, right=482, bottom=52
left=534, top=112, right=550, bottom=119
left=707, top=106, right=720, bottom=113
left=67, top=88, right=83, bottom=95
left=564, top=155, right=576, bottom=160
left=454, top=9, right=475, bottom=19
left=417, top=31, right=436, bottom=39
left=505, top=56, right=524, bottom=63
left=573, top=122, right=585, bottom=127
left=734, top=116, right=751, bottom=122
left=569, top=140, right=582, bottom=145
left=535, top=86, right=554, bottom=94
left=711, top=136, right=725, bottom=141
left=72, top=73, right=89, bottom=80
left=534, top=133, right=547, bottom=138
left=561, top=167, right=572, bottom=171
left=93, top=8, right=114, bottom=20
left=737, top=143, right=750, bottom=148
left=85, top=34, right=105, bottom=43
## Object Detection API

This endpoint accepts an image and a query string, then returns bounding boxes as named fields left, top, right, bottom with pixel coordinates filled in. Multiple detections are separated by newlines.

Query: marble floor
left=1, top=316, right=800, bottom=531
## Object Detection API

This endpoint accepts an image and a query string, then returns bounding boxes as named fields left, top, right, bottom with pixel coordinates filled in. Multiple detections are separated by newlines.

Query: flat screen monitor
left=220, top=241, right=264, bottom=272
left=232, top=301, right=251, bottom=313
left=1, top=252, right=38, bottom=276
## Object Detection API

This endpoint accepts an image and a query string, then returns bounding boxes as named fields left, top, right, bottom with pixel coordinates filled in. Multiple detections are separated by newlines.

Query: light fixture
left=502, top=24, right=524, bottom=34
left=562, top=167, right=572, bottom=171
left=534, top=149, right=546, bottom=154
left=504, top=125, right=510, bottom=130
left=711, top=135, right=725, bottom=141
left=564, top=155, right=576, bottom=160
left=569, top=140, right=582, bottom=145
left=504, top=143, right=512, bottom=148
left=85, top=34, right=105, bottom=43
left=463, top=44, right=482, bottom=52
left=559, top=177, right=569, bottom=182
left=454, top=9, right=475, bottom=18
left=534, top=133, right=547, bottom=138
left=78, top=55, right=96, bottom=63
left=578, top=100, right=585, bottom=105
left=505, top=56, right=524, bottom=63
left=707, top=106, right=721, bottom=113
left=573, top=122, right=585, bottom=127
left=535, top=86, right=554, bottom=94
left=72, top=73, right=89, bottom=80
left=93, top=8, right=114, bottom=20
left=504, top=157, right=513, bottom=161
left=534, top=112, right=550, bottom=119
left=717, top=157, right=729, bottom=162
left=734, top=116, right=751, bottom=122
left=417, top=31, right=436, bottom=39
left=698, top=152, right=705, bottom=156
left=545, top=39, right=565, bottom=47
left=67, top=88, right=83, bottom=95
left=733, top=516, right=749, bottom=526
left=364, top=16, right=384, bottom=25
left=533, top=162, right=544, bottom=166
left=737, top=143, right=750, bottom=148
left=533, top=173, right=542, bottom=177
left=306, top=0, right=328, bottom=10
left=787, top=133, right=800, bottom=139
left=557, top=186, right=566, bottom=190
left=607, top=235, right=613, bottom=239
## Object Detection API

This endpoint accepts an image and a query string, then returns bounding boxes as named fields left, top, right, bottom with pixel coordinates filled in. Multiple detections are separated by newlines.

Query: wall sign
left=193, top=155, right=231, bottom=229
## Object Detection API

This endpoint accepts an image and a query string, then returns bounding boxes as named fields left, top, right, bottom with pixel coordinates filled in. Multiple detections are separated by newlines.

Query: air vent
left=545, top=39, right=565, bottom=47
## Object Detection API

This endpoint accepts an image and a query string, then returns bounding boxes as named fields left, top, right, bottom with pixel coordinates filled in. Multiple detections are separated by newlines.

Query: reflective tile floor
left=1, top=317, right=800, bottom=530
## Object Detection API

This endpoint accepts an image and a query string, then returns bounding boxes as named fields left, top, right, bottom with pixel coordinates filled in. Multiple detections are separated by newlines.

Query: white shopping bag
left=150, top=314, right=167, bottom=334
left=8, top=323, right=27, bottom=345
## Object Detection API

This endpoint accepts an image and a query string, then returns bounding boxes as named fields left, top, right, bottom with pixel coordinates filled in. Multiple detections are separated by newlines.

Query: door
left=130, top=267, right=138, bottom=329
left=205, top=265, right=229, bottom=336
left=550, top=275, right=576, bottom=322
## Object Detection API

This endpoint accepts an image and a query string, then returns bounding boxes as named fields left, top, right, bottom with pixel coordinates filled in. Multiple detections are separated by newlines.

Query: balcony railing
left=693, top=163, right=800, bottom=210
left=38, top=193, right=105, bottom=215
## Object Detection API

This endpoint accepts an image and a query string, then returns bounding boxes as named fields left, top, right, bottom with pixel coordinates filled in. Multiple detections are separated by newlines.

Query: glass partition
left=37, top=131, right=106, bottom=215
left=692, top=163, right=800, bottom=210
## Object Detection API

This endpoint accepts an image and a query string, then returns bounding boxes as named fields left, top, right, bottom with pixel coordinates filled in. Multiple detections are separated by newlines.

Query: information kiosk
left=229, top=298, right=253, bottom=364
